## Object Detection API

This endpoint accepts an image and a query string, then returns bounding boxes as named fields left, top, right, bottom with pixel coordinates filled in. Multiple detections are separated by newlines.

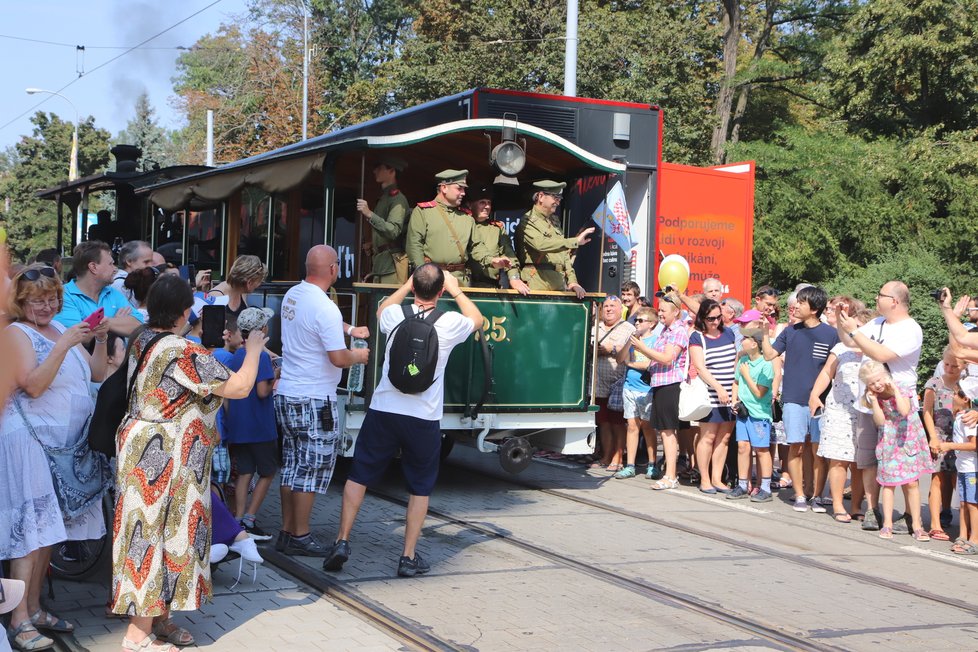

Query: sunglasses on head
left=20, top=267, right=57, bottom=282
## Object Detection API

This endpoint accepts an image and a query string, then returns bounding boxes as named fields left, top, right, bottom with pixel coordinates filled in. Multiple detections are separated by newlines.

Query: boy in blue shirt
left=731, top=328, right=776, bottom=502
left=224, top=307, right=280, bottom=537
left=614, top=307, right=664, bottom=479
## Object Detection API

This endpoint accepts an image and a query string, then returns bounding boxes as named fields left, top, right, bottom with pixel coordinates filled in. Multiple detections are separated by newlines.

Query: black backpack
left=87, top=330, right=170, bottom=458
left=386, top=305, right=443, bottom=394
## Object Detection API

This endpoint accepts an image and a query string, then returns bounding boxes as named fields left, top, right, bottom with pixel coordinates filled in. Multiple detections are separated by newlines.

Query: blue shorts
left=782, top=402, right=821, bottom=444
left=622, top=387, right=652, bottom=421
left=736, top=414, right=772, bottom=448
left=702, top=406, right=734, bottom=423
left=349, top=408, right=441, bottom=496
left=958, top=472, right=978, bottom=504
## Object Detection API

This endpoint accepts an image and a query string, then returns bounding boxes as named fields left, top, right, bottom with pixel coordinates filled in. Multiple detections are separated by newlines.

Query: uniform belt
left=375, top=243, right=403, bottom=255
left=423, top=257, right=468, bottom=273
left=525, top=263, right=558, bottom=272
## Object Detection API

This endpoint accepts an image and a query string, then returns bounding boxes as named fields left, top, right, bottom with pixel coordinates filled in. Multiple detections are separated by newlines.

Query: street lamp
left=26, top=87, right=79, bottom=181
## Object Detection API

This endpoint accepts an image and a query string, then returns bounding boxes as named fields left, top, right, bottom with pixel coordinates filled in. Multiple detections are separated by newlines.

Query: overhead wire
left=0, top=0, right=226, bottom=132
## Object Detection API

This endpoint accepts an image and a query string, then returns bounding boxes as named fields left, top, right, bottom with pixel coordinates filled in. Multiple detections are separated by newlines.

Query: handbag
left=678, top=377, right=712, bottom=421
left=607, top=375, right=625, bottom=412
left=393, top=252, right=410, bottom=284
left=13, top=399, right=109, bottom=519
left=88, top=330, right=171, bottom=458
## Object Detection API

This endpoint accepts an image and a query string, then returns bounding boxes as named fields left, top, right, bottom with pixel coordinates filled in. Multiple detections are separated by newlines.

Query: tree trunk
left=730, top=1, right=778, bottom=148
left=710, top=0, right=741, bottom=164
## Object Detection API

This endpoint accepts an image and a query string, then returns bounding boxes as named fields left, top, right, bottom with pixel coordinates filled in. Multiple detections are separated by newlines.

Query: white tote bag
left=678, top=376, right=712, bottom=422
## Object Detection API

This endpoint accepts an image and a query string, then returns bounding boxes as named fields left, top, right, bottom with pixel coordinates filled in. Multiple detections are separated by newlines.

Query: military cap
left=532, top=180, right=566, bottom=194
left=435, top=169, right=469, bottom=187
left=466, top=185, right=492, bottom=201
left=376, top=155, right=407, bottom=172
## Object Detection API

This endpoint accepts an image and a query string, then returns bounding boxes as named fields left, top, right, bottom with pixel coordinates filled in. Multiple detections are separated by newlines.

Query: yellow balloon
left=658, top=259, right=689, bottom=293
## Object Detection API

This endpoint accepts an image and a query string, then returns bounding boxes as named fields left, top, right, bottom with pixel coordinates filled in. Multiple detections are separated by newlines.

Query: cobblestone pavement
left=31, top=445, right=978, bottom=651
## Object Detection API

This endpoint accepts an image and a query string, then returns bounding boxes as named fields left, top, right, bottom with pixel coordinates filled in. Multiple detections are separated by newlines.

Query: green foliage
left=823, top=245, right=962, bottom=384
left=115, top=93, right=177, bottom=170
left=0, top=112, right=111, bottom=261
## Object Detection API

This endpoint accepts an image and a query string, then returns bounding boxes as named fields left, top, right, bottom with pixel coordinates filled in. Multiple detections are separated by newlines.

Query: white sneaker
left=810, top=497, right=828, bottom=514
left=230, top=537, right=264, bottom=564
left=210, top=543, right=229, bottom=564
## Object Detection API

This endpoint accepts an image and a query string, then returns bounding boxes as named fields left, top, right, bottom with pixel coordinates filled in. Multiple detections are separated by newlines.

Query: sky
left=0, top=0, right=251, bottom=151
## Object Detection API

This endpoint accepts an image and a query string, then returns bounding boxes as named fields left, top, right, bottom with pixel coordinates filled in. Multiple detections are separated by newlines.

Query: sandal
left=606, top=464, right=623, bottom=473
left=121, top=636, right=180, bottom=652
left=777, top=477, right=793, bottom=490
left=651, top=477, right=679, bottom=490
left=152, top=619, right=195, bottom=646
left=912, top=529, right=931, bottom=542
left=10, top=622, right=54, bottom=651
left=30, top=609, right=74, bottom=633
left=928, top=529, right=950, bottom=541
left=952, top=541, right=978, bottom=555
left=833, top=512, right=852, bottom=523
left=879, top=526, right=893, bottom=540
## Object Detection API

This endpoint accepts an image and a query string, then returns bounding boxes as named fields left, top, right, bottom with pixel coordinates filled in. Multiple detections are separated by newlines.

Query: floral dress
left=110, top=331, right=229, bottom=617
left=876, top=388, right=936, bottom=487
left=817, top=347, right=863, bottom=462
left=924, top=375, right=957, bottom=473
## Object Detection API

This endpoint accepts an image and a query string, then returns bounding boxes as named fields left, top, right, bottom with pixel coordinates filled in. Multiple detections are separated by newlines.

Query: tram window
left=154, top=209, right=184, bottom=265
left=270, top=197, right=289, bottom=280
left=297, top=187, right=325, bottom=279
left=186, top=208, right=222, bottom=271
left=239, top=187, right=271, bottom=263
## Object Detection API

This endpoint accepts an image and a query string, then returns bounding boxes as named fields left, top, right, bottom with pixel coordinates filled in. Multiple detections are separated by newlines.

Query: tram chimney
left=111, top=144, right=142, bottom=173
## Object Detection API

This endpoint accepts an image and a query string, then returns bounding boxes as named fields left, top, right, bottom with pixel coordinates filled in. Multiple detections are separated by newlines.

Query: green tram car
left=40, top=89, right=664, bottom=472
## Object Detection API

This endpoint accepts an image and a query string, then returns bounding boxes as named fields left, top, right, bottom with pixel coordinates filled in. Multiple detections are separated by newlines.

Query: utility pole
left=563, top=0, right=578, bottom=97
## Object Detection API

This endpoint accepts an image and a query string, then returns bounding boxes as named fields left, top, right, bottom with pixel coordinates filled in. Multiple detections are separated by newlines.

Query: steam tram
left=41, top=89, right=664, bottom=472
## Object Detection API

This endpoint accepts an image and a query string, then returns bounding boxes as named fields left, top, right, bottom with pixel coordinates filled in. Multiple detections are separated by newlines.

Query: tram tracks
left=367, top=488, right=842, bottom=652
left=446, top=460, right=978, bottom=618
left=264, top=548, right=466, bottom=652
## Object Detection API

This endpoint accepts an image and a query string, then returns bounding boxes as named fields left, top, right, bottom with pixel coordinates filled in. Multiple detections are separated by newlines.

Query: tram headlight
left=491, top=140, right=525, bottom=177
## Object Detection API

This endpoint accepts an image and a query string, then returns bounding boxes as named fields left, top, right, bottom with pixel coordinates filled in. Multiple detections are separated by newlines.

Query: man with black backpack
left=323, top=263, right=482, bottom=577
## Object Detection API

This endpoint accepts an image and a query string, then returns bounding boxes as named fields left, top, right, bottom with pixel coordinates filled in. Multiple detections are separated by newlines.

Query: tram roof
left=144, top=117, right=627, bottom=211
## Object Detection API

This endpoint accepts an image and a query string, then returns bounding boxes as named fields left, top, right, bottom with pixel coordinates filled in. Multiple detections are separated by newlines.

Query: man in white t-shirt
left=274, top=245, right=370, bottom=557
left=323, top=263, right=482, bottom=577
left=837, top=280, right=922, bottom=531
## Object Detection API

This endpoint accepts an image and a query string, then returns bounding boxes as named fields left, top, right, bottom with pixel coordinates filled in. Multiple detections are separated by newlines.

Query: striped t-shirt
left=689, top=329, right=738, bottom=407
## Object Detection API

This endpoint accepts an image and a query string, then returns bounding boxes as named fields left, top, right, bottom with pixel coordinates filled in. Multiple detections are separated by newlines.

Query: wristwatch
left=848, top=330, right=858, bottom=339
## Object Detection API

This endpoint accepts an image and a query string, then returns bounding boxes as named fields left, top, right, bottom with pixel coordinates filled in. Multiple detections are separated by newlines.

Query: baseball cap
left=237, top=307, right=274, bottom=332
left=961, top=376, right=978, bottom=401
left=734, top=309, right=764, bottom=324
left=0, top=578, right=26, bottom=615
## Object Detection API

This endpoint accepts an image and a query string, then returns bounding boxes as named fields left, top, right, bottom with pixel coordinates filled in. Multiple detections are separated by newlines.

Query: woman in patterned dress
left=1, top=264, right=109, bottom=651
left=110, top=274, right=266, bottom=652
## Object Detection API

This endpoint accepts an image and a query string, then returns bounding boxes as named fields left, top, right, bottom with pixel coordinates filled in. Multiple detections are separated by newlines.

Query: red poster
left=655, top=161, right=755, bottom=304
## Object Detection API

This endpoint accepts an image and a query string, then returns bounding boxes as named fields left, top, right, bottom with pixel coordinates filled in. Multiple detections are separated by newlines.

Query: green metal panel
left=359, top=287, right=598, bottom=413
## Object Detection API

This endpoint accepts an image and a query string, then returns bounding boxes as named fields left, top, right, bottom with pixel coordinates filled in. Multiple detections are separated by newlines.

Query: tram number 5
left=481, top=316, right=508, bottom=342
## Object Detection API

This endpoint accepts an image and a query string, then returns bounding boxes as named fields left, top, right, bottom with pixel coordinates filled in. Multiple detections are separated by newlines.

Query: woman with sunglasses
left=689, top=299, right=738, bottom=493
left=1, top=264, right=110, bottom=651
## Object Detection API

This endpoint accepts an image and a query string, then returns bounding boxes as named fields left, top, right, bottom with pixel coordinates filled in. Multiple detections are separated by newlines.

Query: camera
left=930, top=289, right=947, bottom=302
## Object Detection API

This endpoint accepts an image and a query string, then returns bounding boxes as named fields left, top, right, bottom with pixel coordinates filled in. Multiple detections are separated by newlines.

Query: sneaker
left=861, top=508, right=881, bottom=531
left=283, top=533, right=330, bottom=557
left=230, top=537, right=265, bottom=563
left=750, top=489, right=773, bottom=503
left=323, top=540, right=351, bottom=572
left=241, top=521, right=274, bottom=541
left=792, top=496, right=809, bottom=512
left=614, top=465, right=636, bottom=479
left=891, top=515, right=910, bottom=535
left=726, top=486, right=749, bottom=500
left=275, top=530, right=291, bottom=553
left=397, top=553, right=431, bottom=577
left=810, top=497, right=827, bottom=514
left=209, top=543, right=229, bottom=564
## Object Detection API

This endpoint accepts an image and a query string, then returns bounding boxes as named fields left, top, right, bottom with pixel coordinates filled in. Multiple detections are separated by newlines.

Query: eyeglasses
left=633, top=318, right=652, bottom=323
left=876, top=292, right=896, bottom=301
left=27, top=297, right=59, bottom=310
left=20, top=267, right=57, bottom=282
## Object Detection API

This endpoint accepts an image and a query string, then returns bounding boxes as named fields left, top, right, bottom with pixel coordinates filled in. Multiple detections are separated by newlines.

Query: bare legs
left=335, top=479, right=427, bottom=558
left=696, top=422, right=734, bottom=489
left=280, top=488, right=316, bottom=536
left=827, top=459, right=850, bottom=515
left=660, top=429, right=679, bottom=480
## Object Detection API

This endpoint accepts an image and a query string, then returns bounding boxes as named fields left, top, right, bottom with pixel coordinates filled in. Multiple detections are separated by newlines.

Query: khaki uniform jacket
left=367, top=184, right=409, bottom=277
left=515, top=206, right=579, bottom=291
left=405, top=198, right=475, bottom=283
left=468, top=220, right=520, bottom=287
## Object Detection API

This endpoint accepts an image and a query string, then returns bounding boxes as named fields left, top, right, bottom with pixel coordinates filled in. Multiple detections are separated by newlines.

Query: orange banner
left=656, top=161, right=755, bottom=304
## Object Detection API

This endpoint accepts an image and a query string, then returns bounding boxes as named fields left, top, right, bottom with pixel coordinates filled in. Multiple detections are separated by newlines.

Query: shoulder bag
left=678, top=331, right=712, bottom=422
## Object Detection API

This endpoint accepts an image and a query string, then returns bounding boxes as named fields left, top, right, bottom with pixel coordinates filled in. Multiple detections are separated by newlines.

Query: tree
left=0, top=112, right=111, bottom=261
left=116, top=92, right=176, bottom=170
left=822, top=0, right=978, bottom=138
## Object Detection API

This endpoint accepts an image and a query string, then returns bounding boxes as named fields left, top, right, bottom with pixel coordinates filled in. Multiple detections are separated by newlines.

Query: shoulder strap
left=126, top=331, right=172, bottom=403
left=401, top=304, right=413, bottom=320
left=434, top=205, right=467, bottom=260
left=598, top=321, right=624, bottom=345
left=423, top=308, right=444, bottom=325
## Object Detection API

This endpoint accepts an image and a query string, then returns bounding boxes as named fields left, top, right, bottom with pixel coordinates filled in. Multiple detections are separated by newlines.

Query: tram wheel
left=499, top=437, right=534, bottom=474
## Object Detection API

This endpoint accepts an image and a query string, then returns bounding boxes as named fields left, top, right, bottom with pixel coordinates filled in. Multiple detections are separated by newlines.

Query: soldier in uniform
left=515, top=180, right=595, bottom=299
left=465, top=187, right=530, bottom=295
left=405, top=169, right=475, bottom=285
left=358, top=156, right=410, bottom=283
